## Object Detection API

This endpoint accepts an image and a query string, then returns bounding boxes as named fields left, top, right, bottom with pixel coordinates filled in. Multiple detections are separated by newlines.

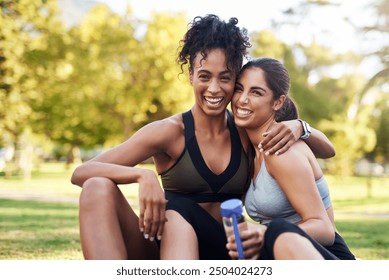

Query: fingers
left=227, top=228, right=264, bottom=259
left=142, top=201, right=153, bottom=240
left=138, top=201, right=145, bottom=233
left=241, top=237, right=262, bottom=259
left=149, top=200, right=168, bottom=241
left=156, top=201, right=167, bottom=241
left=272, top=141, right=292, bottom=156
left=139, top=199, right=167, bottom=242
left=227, top=237, right=261, bottom=259
left=226, top=238, right=239, bottom=259
left=259, top=126, right=296, bottom=156
left=259, top=132, right=286, bottom=155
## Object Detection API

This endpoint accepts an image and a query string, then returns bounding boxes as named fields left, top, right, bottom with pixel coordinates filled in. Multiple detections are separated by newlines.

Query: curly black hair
left=177, top=14, right=251, bottom=74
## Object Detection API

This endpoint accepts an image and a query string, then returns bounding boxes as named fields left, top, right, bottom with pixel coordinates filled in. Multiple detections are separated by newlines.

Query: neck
left=245, top=117, right=275, bottom=148
left=191, top=107, right=227, bottom=135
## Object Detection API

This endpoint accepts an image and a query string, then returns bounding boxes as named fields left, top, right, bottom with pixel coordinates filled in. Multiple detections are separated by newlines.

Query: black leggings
left=261, top=218, right=356, bottom=260
left=166, top=197, right=230, bottom=260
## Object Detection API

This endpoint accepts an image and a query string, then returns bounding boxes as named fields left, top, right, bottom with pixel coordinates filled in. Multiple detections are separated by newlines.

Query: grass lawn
left=1, top=162, right=388, bottom=259
left=0, top=199, right=82, bottom=260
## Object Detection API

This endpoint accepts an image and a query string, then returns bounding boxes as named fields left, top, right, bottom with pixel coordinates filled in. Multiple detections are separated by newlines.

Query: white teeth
left=237, top=108, right=252, bottom=115
left=204, top=96, right=223, bottom=104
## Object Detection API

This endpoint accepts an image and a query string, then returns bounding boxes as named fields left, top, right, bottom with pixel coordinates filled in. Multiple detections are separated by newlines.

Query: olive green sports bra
left=160, top=110, right=250, bottom=203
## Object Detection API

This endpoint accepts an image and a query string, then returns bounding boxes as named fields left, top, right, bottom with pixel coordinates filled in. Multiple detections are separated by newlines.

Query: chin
left=204, top=105, right=227, bottom=115
left=233, top=118, right=249, bottom=128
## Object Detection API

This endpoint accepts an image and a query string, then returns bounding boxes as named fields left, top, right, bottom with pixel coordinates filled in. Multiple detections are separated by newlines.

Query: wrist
left=136, top=168, right=153, bottom=182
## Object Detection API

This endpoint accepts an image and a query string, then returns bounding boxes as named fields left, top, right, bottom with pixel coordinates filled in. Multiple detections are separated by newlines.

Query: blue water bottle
left=220, top=199, right=247, bottom=260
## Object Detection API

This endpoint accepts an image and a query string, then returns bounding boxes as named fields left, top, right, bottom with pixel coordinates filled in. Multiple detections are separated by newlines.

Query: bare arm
left=228, top=146, right=334, bottom=259
left=71, top=120, right=169, bottom=187
left=266, top=144, right=335, bottom=246
left=70, top=119, right=178, bottom=241
left=258, top=119, right=335, bottom=159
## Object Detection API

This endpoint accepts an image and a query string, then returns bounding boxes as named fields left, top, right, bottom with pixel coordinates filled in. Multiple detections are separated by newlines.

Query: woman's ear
left=273, top=95, right=286, bottom=111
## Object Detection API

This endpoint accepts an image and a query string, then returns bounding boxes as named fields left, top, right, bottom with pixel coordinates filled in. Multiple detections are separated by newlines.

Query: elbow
left=320, top=220, right=336, bottom=246
left=321, top=226, right=336, bottom=246
left=328, top=143, right=336, bottom=158
left=318, top=143, right=336, bottom=159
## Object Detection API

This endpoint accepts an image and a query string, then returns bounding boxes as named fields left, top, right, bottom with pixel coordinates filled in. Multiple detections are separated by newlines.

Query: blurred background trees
left=0, top=0, right=388, bottom=179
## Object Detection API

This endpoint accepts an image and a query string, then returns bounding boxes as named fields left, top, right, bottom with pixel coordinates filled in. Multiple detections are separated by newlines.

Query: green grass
left=335, top=217, right=389, bottom=260
left=0, top=199, right=82, bottom=260
left=1, top=162, right=389, bottom=259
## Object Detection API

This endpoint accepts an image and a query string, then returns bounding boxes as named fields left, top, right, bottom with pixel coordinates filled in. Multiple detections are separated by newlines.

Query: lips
left=236, top=107, right=252, bottom=116
left=204, top=96, right=224, bottom=106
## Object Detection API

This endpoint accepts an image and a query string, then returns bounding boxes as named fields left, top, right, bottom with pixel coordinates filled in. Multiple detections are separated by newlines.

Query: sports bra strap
left=182, top=110, right=238, bottom=143
left=182, top=110, right=195, bottom=143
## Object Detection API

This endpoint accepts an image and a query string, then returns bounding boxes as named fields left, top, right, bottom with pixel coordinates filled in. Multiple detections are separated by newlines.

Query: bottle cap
left=220, top=199, right=243, bottom=218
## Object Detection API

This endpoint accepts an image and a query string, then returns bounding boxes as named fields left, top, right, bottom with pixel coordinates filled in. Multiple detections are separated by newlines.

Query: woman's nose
left=208, top=80, right=221, bottom=94
left=239, top=92, right=249, bottom=104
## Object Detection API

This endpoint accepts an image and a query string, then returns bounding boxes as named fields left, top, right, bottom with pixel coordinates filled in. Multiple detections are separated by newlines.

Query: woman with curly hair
left=71, top=14, right=334, bottom=260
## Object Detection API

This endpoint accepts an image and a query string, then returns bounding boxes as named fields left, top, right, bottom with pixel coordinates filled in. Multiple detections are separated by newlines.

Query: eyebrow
left=235, top=82, right=267, bottom=92
left=197, top=69, right=233, bottom=75
left=251, top=86, right=267, bottom=92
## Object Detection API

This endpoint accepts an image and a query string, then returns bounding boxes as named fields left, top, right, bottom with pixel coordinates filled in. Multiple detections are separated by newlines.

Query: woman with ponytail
left=228, top=58, right=355, bottom=260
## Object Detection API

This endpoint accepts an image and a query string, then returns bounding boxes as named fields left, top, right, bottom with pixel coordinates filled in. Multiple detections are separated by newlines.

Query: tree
left=30, top=5, right=193, bottom=164
left=0, top=0, right=63, bottom=177
left=353, top=0, right=389, bottom=162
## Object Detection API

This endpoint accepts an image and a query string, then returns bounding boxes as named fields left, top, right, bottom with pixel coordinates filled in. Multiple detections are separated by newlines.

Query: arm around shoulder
left=305, top=126, right=335, bottom=159
left=298, top=119, right=335, bottom=159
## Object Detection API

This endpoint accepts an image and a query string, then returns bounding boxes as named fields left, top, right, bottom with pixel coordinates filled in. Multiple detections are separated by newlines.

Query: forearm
left=71, top=161, right=149, bottom=187
left=259, top=119, right=335, bottom=158
left=305, top=127, right=335, bottom=159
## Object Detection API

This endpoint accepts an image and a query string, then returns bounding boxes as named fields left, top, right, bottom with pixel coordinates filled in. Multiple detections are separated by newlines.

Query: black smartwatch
left=298, top=119, right=311, bottom=140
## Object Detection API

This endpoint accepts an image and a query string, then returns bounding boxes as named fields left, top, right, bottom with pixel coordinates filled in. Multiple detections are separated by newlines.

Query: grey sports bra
left=245, top=160, right=332, bottom=225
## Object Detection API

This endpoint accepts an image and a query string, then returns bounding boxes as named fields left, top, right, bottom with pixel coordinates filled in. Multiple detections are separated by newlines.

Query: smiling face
left=232, top=67, right=284, bottom=130
left=190, top=48, right=236, bottom=116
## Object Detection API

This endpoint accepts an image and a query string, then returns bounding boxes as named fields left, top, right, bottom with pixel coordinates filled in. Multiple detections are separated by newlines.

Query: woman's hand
left=226, top=223, right=267, bottom=260
left=259, top=120, right=302, bottom=156
left=137, top=169, right=167, bottom=242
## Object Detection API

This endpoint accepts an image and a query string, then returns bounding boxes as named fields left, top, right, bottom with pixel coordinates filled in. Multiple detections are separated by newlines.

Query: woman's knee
left=262, top=219, right=299, bottom=259
left=273, top=232, right=323, bottom=260
left=79, top=177, right=118, bottom=207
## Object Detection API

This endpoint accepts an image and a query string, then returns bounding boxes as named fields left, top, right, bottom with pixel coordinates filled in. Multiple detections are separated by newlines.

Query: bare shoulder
left=265, top=140, right=310, bottom=174
left=138, top=113, right=184, bottom=139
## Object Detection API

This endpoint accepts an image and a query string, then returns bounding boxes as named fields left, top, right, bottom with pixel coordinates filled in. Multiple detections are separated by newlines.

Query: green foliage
left=1, top=1, right=194, bottom=170
left=366, top=94, right=389, bottom=162
left=250, top=1, right=389, bottom=174
left=1, top=0, right=388, bottom=176
left=0, top=0, right=61, bottom=138
left=320, top=113, right=376, bottom=175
